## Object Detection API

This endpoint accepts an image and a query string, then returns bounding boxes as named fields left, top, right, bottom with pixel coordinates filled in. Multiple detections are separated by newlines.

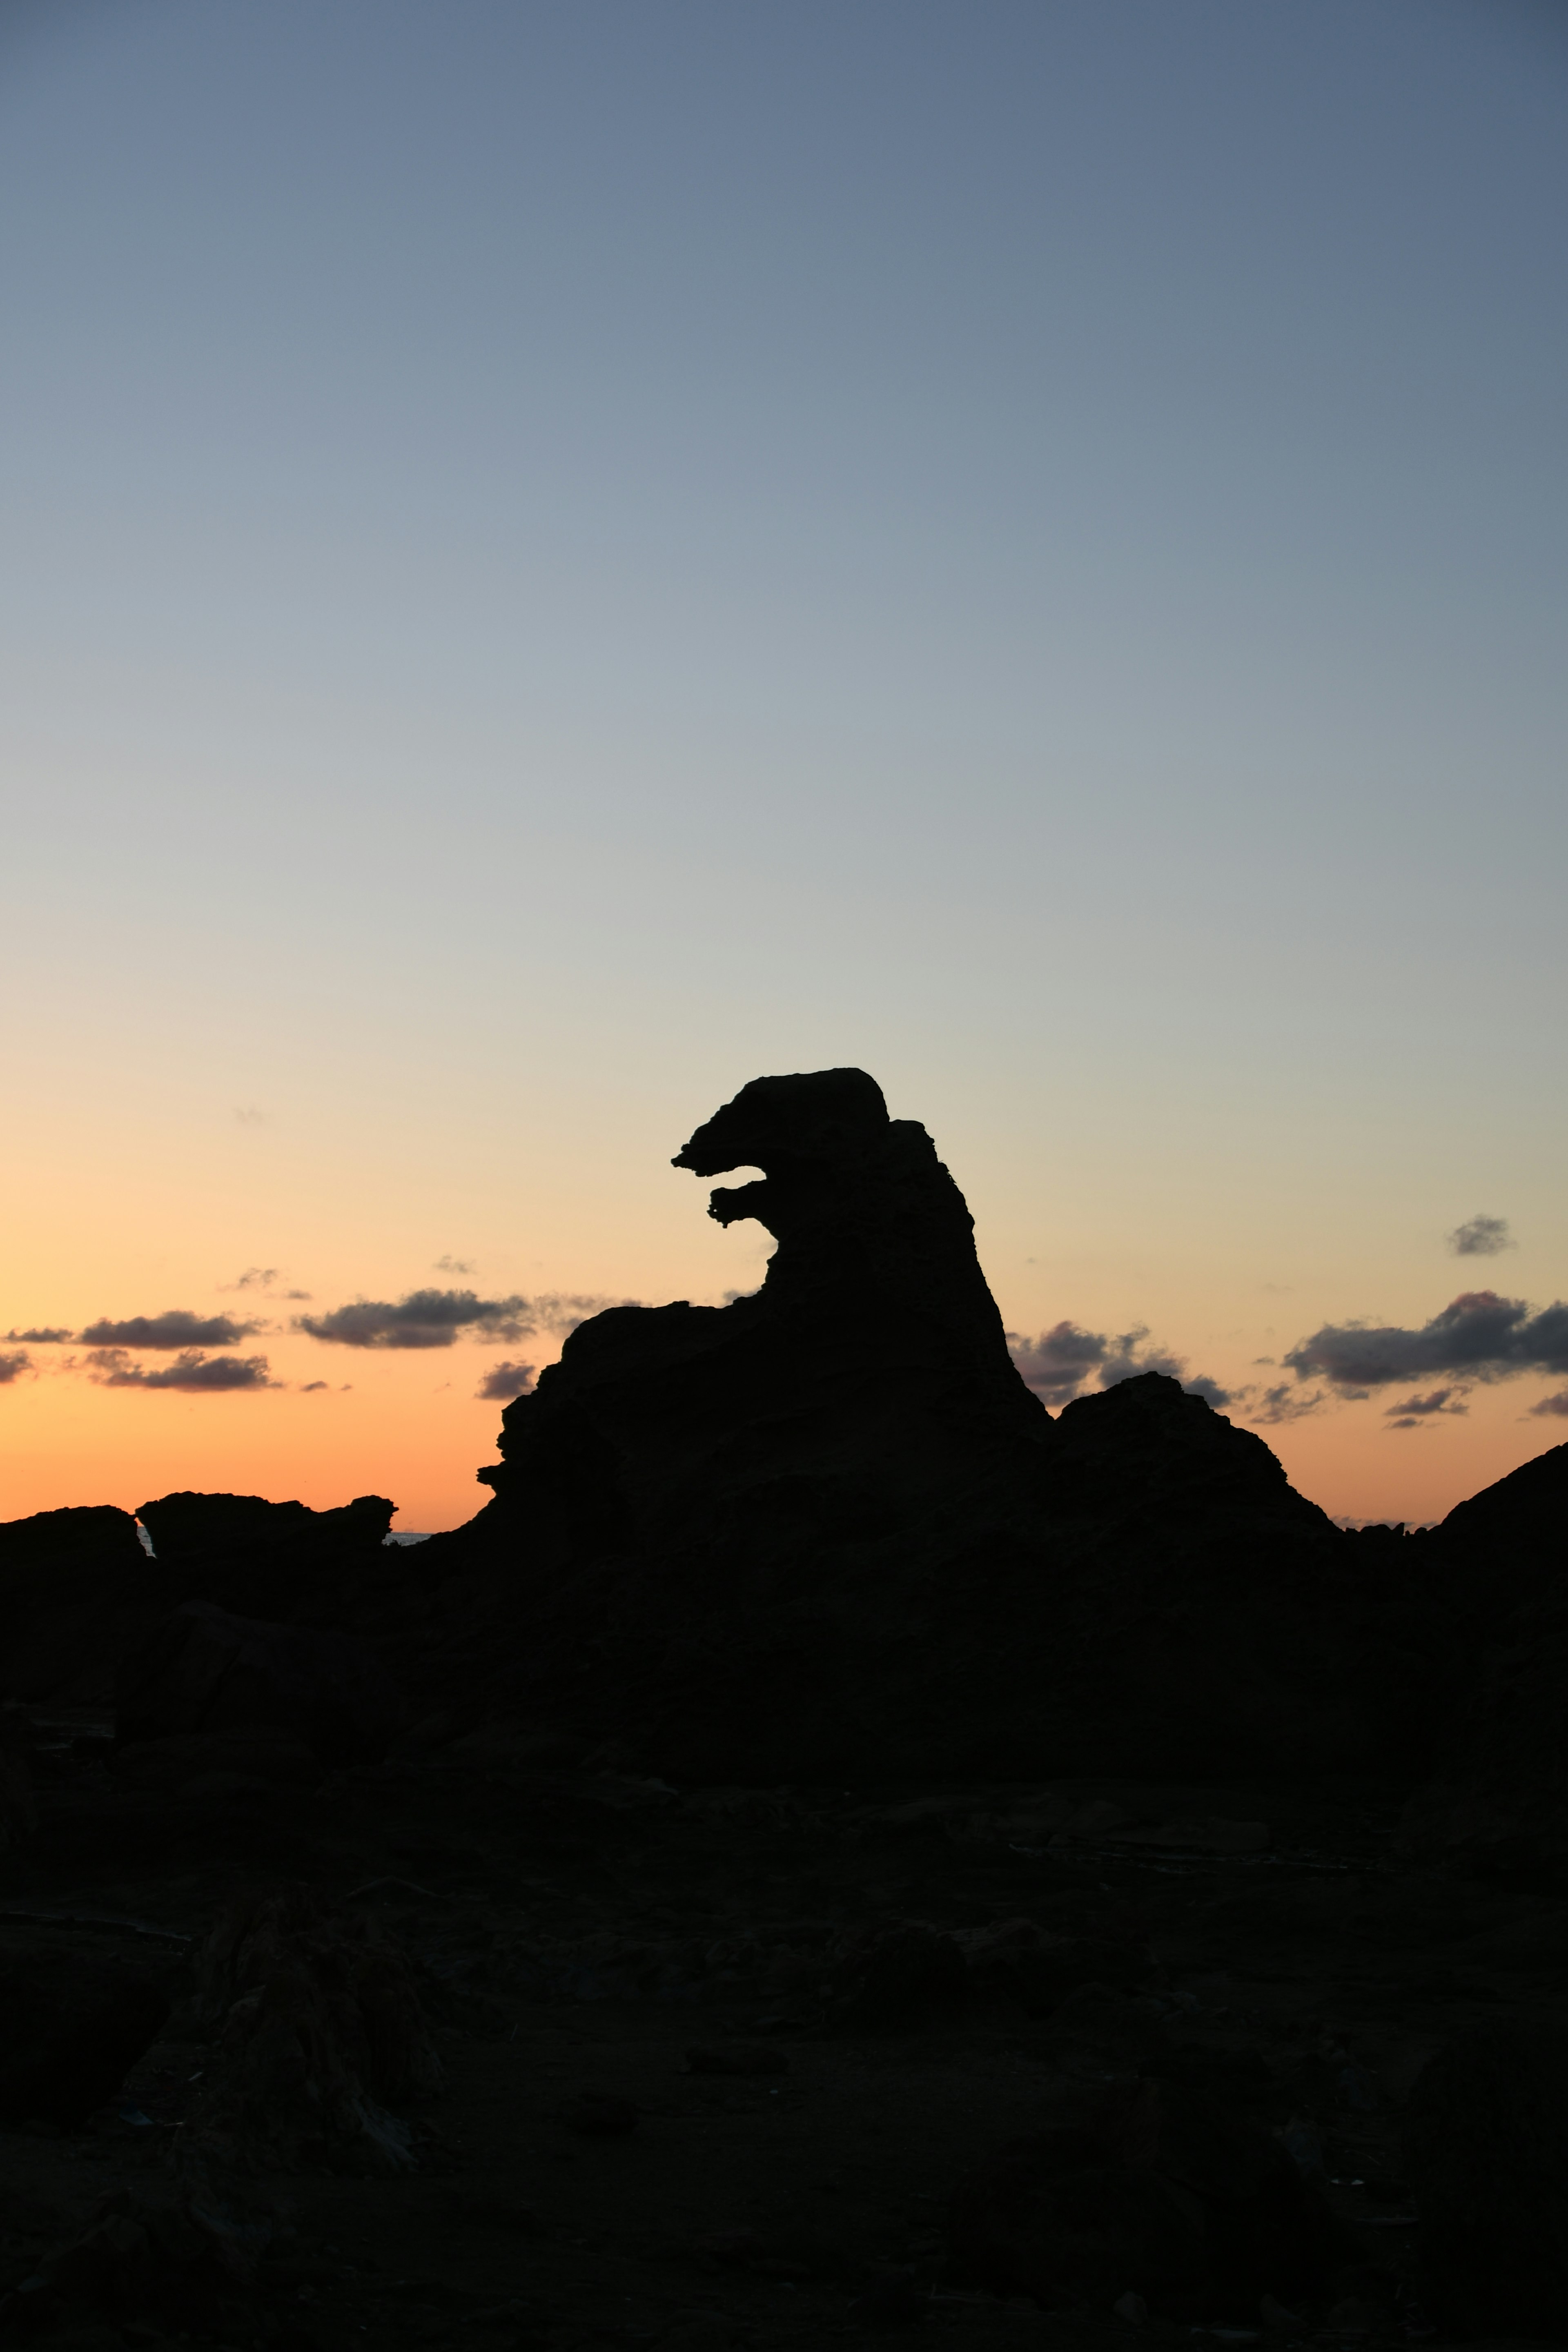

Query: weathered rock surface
left=184, top=1886, right=443, bottom=2174
left=117, top=1599, right=408, bottom=1766
left=1405, top=2022, right=1568, bottom=2338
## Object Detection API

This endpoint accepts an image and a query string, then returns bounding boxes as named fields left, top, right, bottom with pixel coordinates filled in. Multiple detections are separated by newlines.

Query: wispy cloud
left=78, top=1309, right=264, bottom=1350
left=0, top=1350, right=32, bottom=1385
left=295, top=1288, right=533, bottom=1349
left=85, top=1349, right=276, bottom=1392
left=1527, top=1389, right=1568, bottom=1420
left=475, top=1359, right=536, bottom=1402
left=434, top=1254, right=474, bottom=1275
left=295, top=1287, right=636, bottom=1350
left=1247, top=1383, right=1330, bottom=1424
left=1448, top=1214, right=1515, bottom=1258
left=1284, top=1290, right=1568, bottom=1393
left=1384, top=1385, right=1470, bottom=1430
left=4, top=1326, right=70, bottom=1344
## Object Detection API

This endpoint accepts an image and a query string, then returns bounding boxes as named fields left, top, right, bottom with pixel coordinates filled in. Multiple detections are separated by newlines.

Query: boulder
left=1405, top=2022, right=1568, bottom=2338
left=116, top=1599, right=408, bottom=1766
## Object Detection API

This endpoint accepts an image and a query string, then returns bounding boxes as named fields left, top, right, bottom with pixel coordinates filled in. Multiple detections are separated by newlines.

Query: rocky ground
left=0, top=1706, right=1559, bottom=2352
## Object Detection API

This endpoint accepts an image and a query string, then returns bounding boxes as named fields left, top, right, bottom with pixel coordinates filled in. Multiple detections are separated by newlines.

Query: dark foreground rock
left=1405, top=2022, right=1568, bottom=2339
left=183, top=1886, right=444, bottom=2174
left=116, top=1598, right=408, bottom=1768
left=949, top=2077, right=1347, bottom=2319
left=0, top=1944, right=169, bottom=2126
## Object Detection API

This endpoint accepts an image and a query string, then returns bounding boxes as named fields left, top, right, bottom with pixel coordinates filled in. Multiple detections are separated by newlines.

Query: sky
left=2, top=0, right=1565, bottom=1533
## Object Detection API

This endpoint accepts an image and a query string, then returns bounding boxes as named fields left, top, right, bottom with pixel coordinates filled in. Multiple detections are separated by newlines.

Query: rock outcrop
left=398, top=1069, right=1445, bottom=1783
left=117, top=1599, right=408, bottom=1768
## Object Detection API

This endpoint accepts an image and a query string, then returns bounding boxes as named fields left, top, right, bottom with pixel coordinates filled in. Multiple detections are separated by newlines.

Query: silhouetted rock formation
left=0, top=1504, right=149, bottom=1704
left=399, top=1069, right=1441, bottom=1781
left=1398, top=1440, right=1568, bottom=1875
left=477, top=1067, right=1045, bottom=1548
left=137, top=1490, right=394, bottom=1566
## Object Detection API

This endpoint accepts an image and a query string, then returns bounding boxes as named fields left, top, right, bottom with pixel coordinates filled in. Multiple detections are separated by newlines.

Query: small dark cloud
left=1246, top=1383, right=1331, bottom=1425
left=435, top=1255, right=474, bottom=1275
left=1182, top=1374, right=1235, bottom=1410
left=4, top=1326, right=70, bottom=1344
left=1448, top=1214, right=1514, bottom=1258
left=295, top=1287, right=534, bottom=1349
left=300, top=1380, right=329, bottom=1392
left=1284, top=1290, right=1568, bottom=1394
left=78, top=1309, right=263, bottom=1350
left=86, top=1349, right=276, bottom=1392
left=224, top=1267, right=278, bottom=1291
left=1527, top=1389, right=1568, bottom=1420
left=0, top=1350, right=32, bottom=1384
left=1383, top=1386, right=1470, bottom=1430
left=475, top=1359, right=536, bottom=1402
left=283, top=1289, right=312, bottom=1301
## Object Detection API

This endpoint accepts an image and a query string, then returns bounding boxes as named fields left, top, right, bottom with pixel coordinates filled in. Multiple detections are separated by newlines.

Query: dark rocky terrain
left=0, top=1068, right=1563, bottom=2352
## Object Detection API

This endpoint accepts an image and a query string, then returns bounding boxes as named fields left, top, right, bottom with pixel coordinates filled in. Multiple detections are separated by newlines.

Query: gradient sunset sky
left=4, top=0, right=1566, bottom=1534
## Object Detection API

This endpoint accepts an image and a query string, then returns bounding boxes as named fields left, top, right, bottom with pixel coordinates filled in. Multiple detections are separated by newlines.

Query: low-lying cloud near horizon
left=85, top=1348, right=276, bottom=1392
left=1283, top=1290, right=1568, bottom=1394
left=295, top=1289, right=636, bottom=1349
left=78, top=1309, right=264, bottom=1350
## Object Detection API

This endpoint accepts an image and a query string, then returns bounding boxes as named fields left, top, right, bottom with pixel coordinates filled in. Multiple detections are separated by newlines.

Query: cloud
left=1246, top=1383, right=1331, bottom=1424
left=294, top=1288, right=535, bottom=1349
left=224, top=1267, right=278, bottom=1291
left=233, top=1107, right=267, bottom=1125
left=77, top=1309, right=264, bottom=1350
left=1448, top=1214, right=1514, bottom=1258
left=85, top=1350, right=276, bottom=1392
left=1283, top=1290, right=1568, bottom=1393
left=528, top=1293, right=636, bottom=1335
left=295, top=1287, right=637, bottom=1350
left=475, top=1359, right=536, bottom=1402
left=1527, top=1389, right=1568, bottom=1420
left=1384, top=1386, right=1470, bottom=1430
left=4, top=1326, right=70, bottom=1344
left=0, top=1350, right=32, bottom=1384
left=1008, top=1320, right=1231, bottom=1408
left=1009, top=1321, right=1109, bottom=1404
left=300, top=1380, right=329, bottom=1392
left=434, top=1255, right=474, bottom=1275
